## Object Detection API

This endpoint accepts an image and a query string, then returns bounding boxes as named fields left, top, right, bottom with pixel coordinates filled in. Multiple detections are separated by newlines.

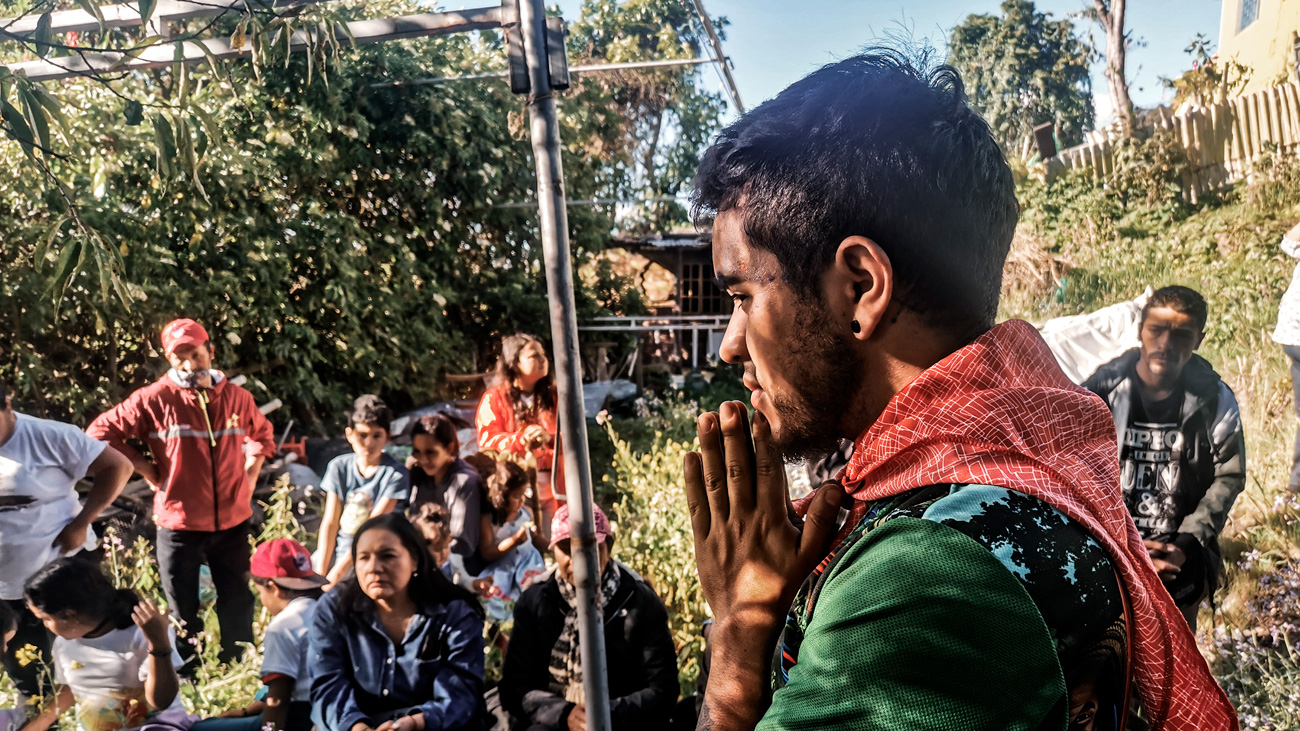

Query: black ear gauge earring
left=851, top=320, right=862, bottom=334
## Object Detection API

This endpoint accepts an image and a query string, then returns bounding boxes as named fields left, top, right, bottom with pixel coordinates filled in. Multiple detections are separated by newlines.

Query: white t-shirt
left=0, top=413, right=106, bottom=600
left=53, top=625, right=185, bottom=731
left=260, top=595, right=317, bottom=703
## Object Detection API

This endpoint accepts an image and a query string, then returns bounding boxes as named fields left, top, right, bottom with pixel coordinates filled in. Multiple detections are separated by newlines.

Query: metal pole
left=516, top=1, right=612, bottom=730
left=371, top=56, right=716, bottom=88
left=688, top=0, right=744, bottom=113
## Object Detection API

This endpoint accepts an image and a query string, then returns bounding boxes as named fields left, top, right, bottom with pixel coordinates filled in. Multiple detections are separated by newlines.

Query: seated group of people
left=0, top=503, right=678, bottom=731
left=0, top=325, right=679, bottom=731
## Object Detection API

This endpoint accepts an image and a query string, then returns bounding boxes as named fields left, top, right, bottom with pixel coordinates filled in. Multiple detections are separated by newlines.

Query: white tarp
left=1038, top=288, right=1152, bottom=384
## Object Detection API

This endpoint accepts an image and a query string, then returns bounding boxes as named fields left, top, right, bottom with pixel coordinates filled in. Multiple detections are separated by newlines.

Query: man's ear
left=828, top=236, right=893, bottom=340
left=1195, top=331, right=1206, bottom=350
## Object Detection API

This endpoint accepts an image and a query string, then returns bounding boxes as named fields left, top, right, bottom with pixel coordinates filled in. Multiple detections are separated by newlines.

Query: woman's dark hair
left=493, top=334, right=555, bottom=424
left=692, top=48, right=1017, bottom=342
left=0, top=599, right=16, bottom=638
left=25, top=557, right=138, bottom=630
left=485, top=459, right=530, bottom=525
left=340, top=513, right=481, bottom=618
left=411, top=413, right=459, bottom=452
left=348, top=394, right=393, bottom=433
left=250, top=575, right=323, bottom=601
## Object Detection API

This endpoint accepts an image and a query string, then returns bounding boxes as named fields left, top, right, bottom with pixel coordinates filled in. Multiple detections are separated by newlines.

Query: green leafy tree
left=0, top=0, right=721, bottom=427
left=566, top=0, right=728, bottom=233
left=947, top=0, right=1094, bottom=154
left=1161, top=34, right=1251, bottom=107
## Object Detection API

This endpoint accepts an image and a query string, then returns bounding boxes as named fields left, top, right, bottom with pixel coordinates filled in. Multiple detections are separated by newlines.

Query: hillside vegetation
left=1009, top=140, right=1300, bottom=729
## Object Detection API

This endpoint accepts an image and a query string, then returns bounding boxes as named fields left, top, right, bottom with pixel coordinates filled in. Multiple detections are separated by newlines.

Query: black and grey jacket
left=499, top=562, right=679, bottom=731
left=1084, top=349, right=1246, bottom=601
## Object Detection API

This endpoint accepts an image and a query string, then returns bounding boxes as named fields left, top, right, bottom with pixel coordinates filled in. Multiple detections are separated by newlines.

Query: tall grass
left=1013, top=151, right=1300, bottom=727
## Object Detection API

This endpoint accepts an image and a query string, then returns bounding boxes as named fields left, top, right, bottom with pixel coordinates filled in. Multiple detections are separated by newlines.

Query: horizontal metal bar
left=371, top=56, right=715, bottom=88
left=5, top=6, right=503, bottom=82
left=578, top=324, right=727, bottom=332
left=585, top=315, right=728, bottom=322
left=0, top=0, right=327, bottom=38
left=492, top=194, right=683, bottom=209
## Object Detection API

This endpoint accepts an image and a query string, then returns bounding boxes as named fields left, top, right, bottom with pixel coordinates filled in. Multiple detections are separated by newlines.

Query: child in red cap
left=194, top=539, right=324, bottom=731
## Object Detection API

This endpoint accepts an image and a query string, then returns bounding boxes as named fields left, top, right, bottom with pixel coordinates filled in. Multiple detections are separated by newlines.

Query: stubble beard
left=765, top=300, right=864, bottom=463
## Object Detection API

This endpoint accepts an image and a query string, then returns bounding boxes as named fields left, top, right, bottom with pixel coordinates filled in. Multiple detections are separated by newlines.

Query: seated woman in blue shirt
left=309, top=513, right=485, bottom=731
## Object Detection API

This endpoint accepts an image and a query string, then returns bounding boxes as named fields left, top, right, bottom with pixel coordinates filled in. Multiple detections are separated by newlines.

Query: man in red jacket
left=88, top=319, right=275, bottom=666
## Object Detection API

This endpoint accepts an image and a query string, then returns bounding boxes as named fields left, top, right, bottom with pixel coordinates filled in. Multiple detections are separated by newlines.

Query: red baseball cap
left=160, top=319, right=209, bottom=356
left=550, top=502, right=611, bottom=549
left=250, top=539, right=327, bottom=590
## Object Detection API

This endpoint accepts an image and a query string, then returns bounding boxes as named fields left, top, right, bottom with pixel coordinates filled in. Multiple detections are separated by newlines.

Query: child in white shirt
left=194, top=539, right=324, bottom=731
left=19, top=558, right=186, bottom=731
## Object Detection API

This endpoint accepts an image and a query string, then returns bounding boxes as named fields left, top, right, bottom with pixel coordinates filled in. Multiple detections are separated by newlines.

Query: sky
left=551, top=0, right=1225, bottom=126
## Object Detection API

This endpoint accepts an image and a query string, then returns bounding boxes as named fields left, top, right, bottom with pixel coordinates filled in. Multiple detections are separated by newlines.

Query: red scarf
left=820, top=319, right=1236, bottom=730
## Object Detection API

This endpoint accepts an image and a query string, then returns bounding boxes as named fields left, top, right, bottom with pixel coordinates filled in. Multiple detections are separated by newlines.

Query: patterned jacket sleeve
left=1177, top=383, right=1246, bottom=551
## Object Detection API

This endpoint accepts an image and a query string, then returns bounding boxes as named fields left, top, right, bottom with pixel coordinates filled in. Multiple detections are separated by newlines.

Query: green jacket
left=761, top=485, right=1126, bottom=731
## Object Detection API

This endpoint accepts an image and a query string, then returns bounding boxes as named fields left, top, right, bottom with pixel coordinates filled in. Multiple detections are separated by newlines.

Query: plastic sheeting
left=1038, top=288, right=1152, bottom=384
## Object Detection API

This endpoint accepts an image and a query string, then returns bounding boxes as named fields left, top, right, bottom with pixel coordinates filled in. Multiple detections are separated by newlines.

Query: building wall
left=1219, top=0, right=1300, bottom=95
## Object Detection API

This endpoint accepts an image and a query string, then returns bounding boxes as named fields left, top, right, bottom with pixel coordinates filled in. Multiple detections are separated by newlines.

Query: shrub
left=601, top=413, right=709, bottom=691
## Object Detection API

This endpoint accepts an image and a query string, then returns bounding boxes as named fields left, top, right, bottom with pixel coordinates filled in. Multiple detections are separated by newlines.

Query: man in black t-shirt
left=1085, top=286, right=1246, bottom=630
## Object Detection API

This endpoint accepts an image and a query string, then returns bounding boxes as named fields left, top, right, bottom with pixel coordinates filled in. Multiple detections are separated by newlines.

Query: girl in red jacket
left=475, top=334, right=562, bottom=534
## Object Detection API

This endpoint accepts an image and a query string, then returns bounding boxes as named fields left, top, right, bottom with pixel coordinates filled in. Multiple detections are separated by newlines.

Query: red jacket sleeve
left=477, top=389, right=527, bottom=456
left=86, top=391, right=151, bottom=465
left=239, top=388, right=276, bottom=458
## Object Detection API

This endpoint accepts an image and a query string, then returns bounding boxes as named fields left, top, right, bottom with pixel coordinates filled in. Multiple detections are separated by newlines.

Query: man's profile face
left=712, top=210, right=860, bottom=460
left=1137, top=306, right=1203, bottom=386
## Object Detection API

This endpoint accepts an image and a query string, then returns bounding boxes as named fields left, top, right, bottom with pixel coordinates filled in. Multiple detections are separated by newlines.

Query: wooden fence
left=1046, top=82, right=1300, bottom=202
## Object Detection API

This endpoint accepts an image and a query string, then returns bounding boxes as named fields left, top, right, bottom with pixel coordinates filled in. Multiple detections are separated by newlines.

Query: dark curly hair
left=1142, top=286, right=1208, bottom=332
left=348, top=394, right=393, bottom=433
left=692, top=47, right=1017, bottom=341
left=493, top=334, right=555, bottom=425
left=485, top=458, right=530, bottom=525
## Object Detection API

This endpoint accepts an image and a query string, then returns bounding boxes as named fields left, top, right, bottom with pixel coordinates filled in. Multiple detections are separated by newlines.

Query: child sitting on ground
left=412, top=503, right=492, bottom=596
left=316, top=395, right=410, bottom=586
left=476, top=459, right=547, bottom=622
left=194, top=539, right=325, bottom=731
left=20, top=558, right=187, bottom=731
